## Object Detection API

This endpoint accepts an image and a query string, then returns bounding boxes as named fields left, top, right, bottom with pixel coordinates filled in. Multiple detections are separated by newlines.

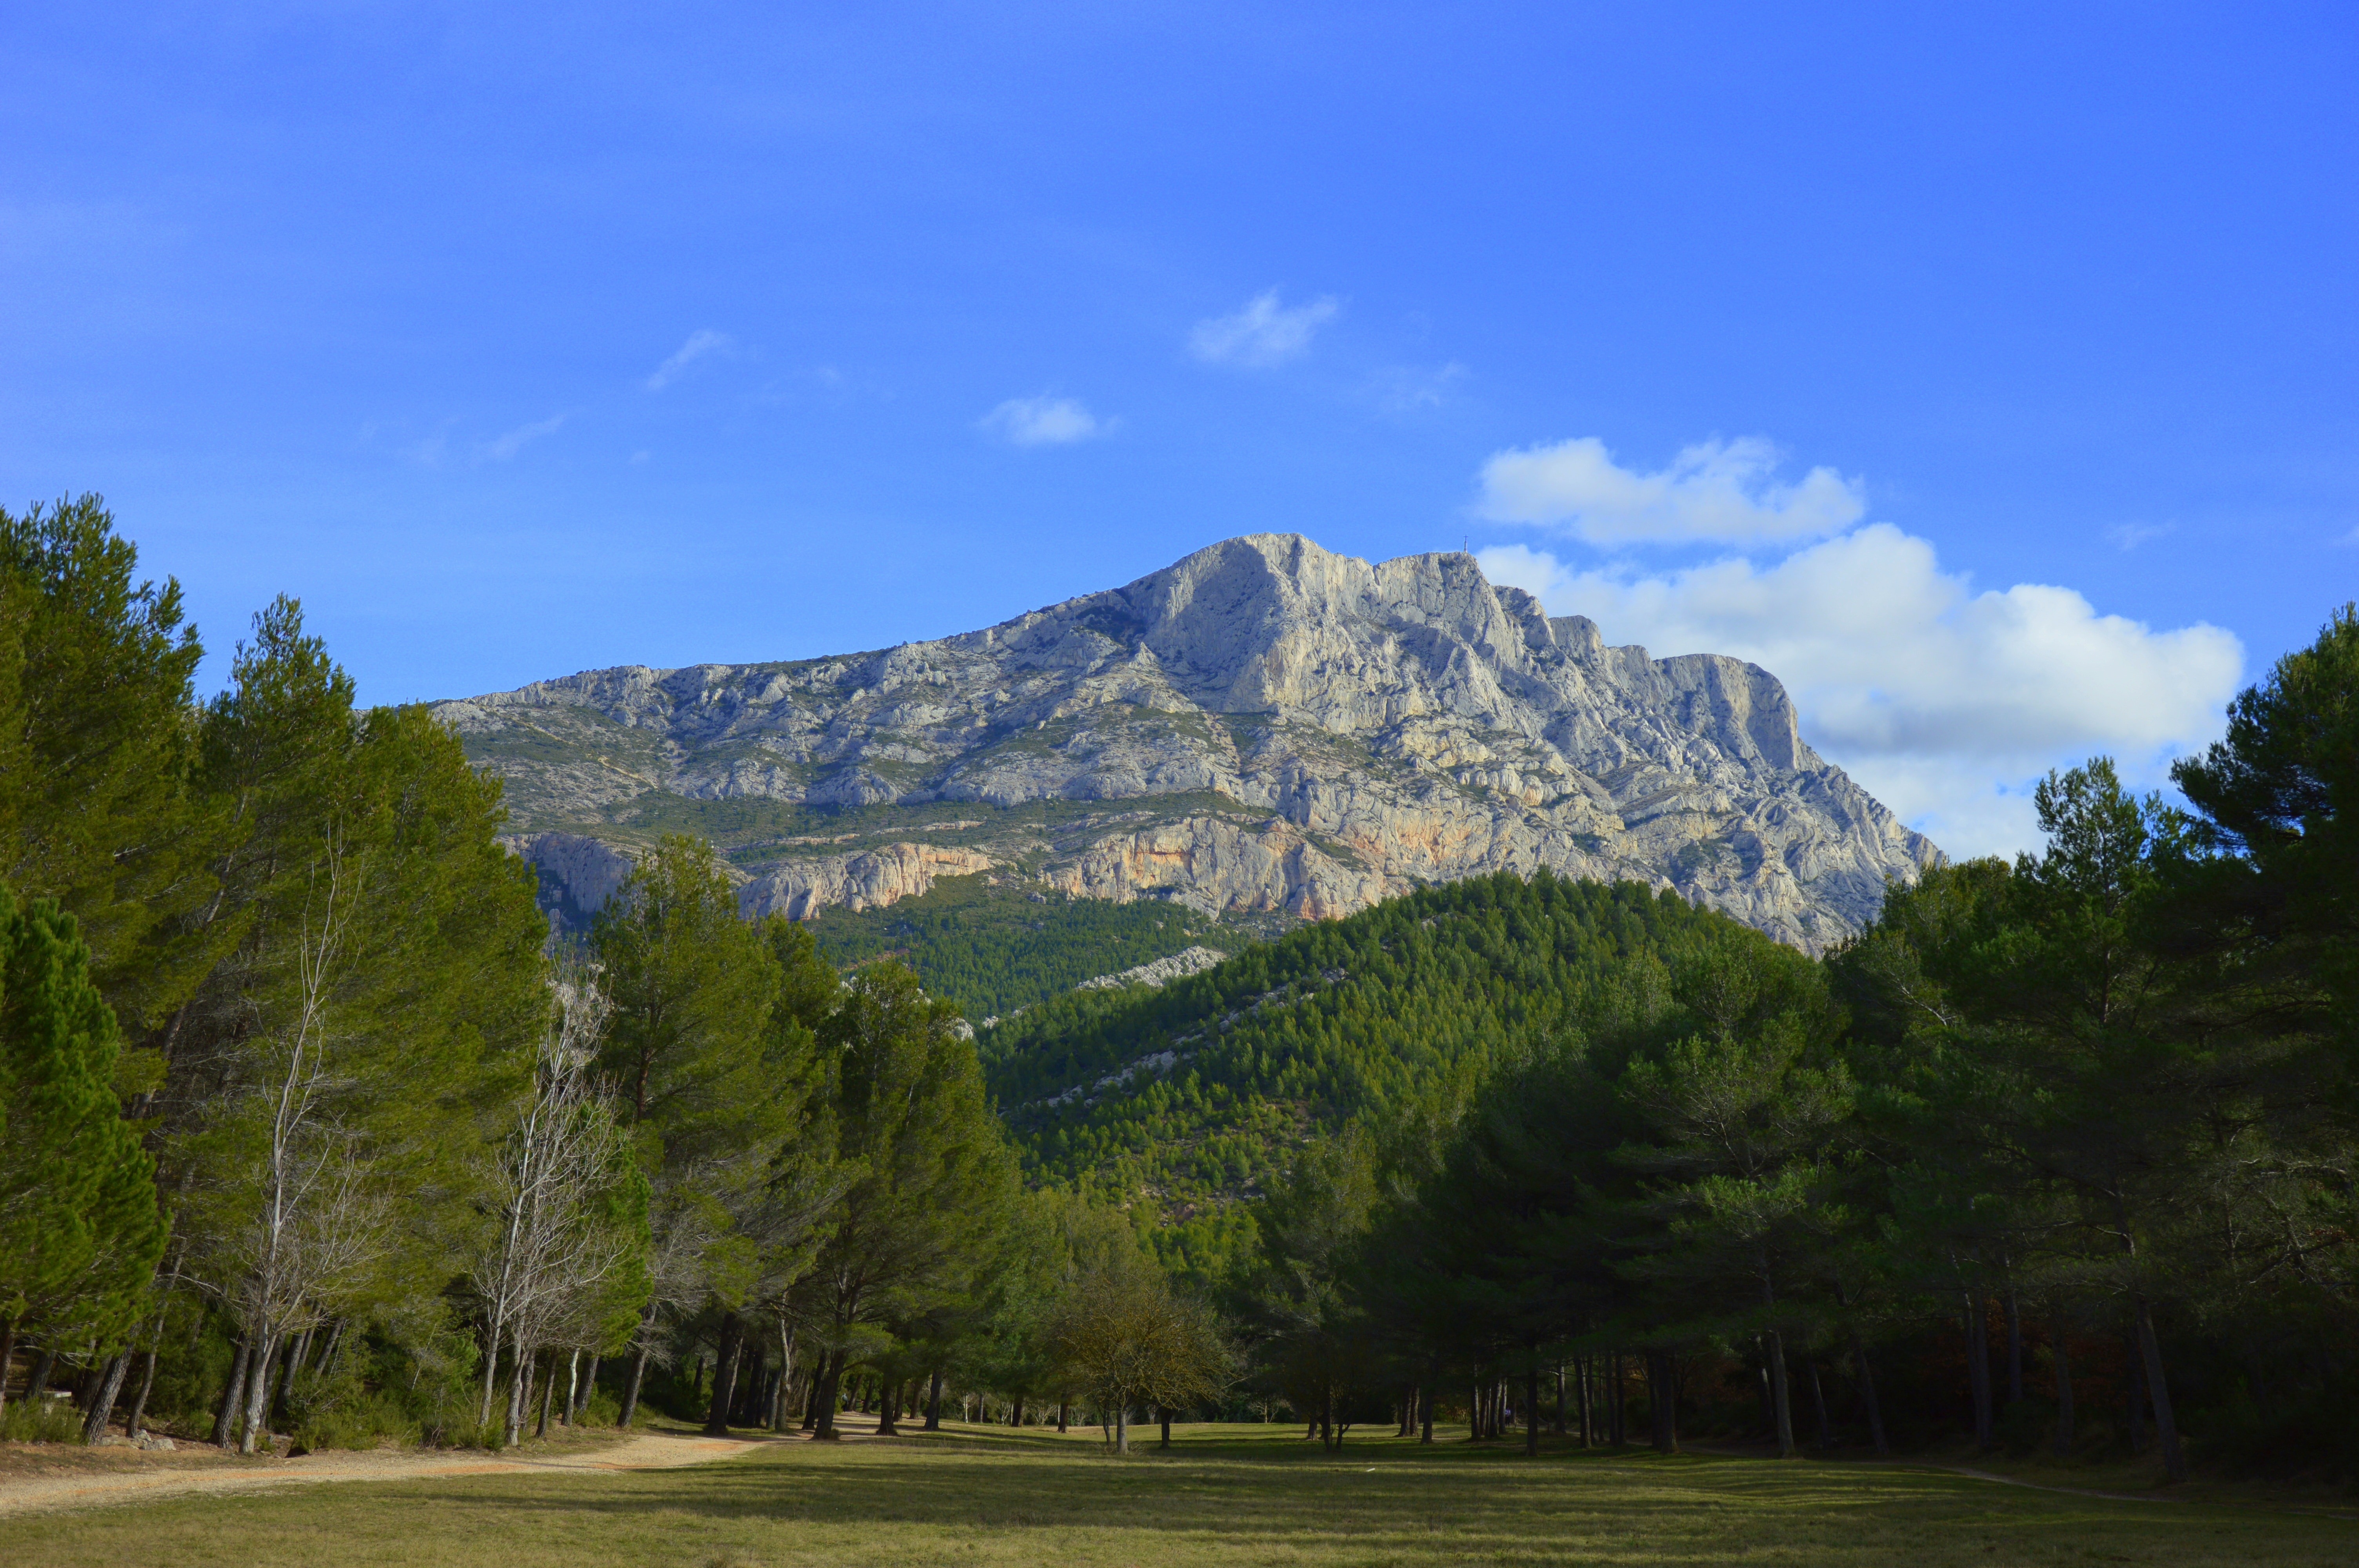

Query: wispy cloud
left=1189, top=289, right=1340, bottom=368
left=1373, top=361, right=1468, bottom=414
left=979, top=394, right=1109, bottom=446
left=2106, top=521, right=2174, bottom=551
left=1478, top=435, right=1865, bottom=546
left=645, top=329, right=734, bottom=391
left=478, top=413, right=566, bottom=462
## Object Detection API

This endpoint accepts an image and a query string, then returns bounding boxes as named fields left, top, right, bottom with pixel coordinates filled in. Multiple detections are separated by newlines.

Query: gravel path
left=0, top=1428, right=785, bottom=1517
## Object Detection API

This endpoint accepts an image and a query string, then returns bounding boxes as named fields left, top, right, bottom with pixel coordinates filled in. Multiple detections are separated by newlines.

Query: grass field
left=8, top=1421, right=2352, bottom=1568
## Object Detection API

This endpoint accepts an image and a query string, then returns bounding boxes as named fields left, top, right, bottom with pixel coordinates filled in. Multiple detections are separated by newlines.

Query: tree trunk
left=1807, top=1358, right=1830, bottom=1450
left=124, top=1347, right=160, bottom=1440
left=1057, top=1399, right=1068, bottom=1433
left=1764, top=1331, right=1795, bottom=1459
left=2052, top=1325, right=2075, bottom=1457
left=1963, top=1292, right=1994, bottom=1450
left=1321, top=1382, right=1334, bottom=1451
left=1526, top=1363, right=1541, bottom=1455
left=1114, top=1402, right=1129, bottom=1455
left=1160, top=1408, right=1171, bottom=1448
left=214, top=1338, right=250, bottom=1448
left=2133, top=1295, right=2189, bottom=1482
left=1849, top=1331, right=1887, bottom=1455
left=812, top=1351, right=845, bottom=1439
left=238, top=1331, right=275, bottom=1454
left=1609, top=1354, right=1625, bottom=1447
left=925, top=1368, right=944, bottom=1432
left=27, top=1347, right=57, bottom=1412
left=80, top=1353, right=131, bottom=1444
left=535, top=1352, right=557, bottom=1439
left=1012, top=1392, right=1026, bottom=1429
left=619, top=1338, right=651, bottom=1431
left=1554, top=1365, right=1567, bottom=1435
left=773, top=1321, right=796, bottom=1432
left=2005, top=1290, right=2025, bottom=1405
left=0, top=1318, right=14, bottom=1421
left=505, top=1338, right=531, bottom=1448
left=1648, top=1350, right=1677, bottom=1454
left=877, top=1378, right=901, bottom=1437
left=2125, top=1330, right=2147, bottom=1454
left=1419, top=1379, right=1434, bottom=1444
left=578, top=1355, right=600, bottom=1423
left=735, top=1342, right=765, bottom=1427
left=560, top=1350, right=580, bottom=1426
left=1576, top=1355, right=1592, bottom=1447
left=802, top=1351, right=830, bottom=1431
left=705, top=1318, right=742, bottom=1436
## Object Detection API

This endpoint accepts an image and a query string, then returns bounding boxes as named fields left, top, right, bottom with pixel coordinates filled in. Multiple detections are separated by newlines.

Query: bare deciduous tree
left=471, top=968, right=643, bottom=1446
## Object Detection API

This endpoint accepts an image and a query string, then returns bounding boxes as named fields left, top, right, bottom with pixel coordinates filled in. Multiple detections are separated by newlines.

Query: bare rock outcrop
left=738, top=843, right=998, bottom=921
left=1075, top=946, right=1230, bottom=992
left=443, top=535, right=1939, bottom=950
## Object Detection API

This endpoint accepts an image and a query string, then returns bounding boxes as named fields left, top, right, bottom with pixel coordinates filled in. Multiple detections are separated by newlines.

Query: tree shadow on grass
left=351, top=1430, right=2338, bottom=1567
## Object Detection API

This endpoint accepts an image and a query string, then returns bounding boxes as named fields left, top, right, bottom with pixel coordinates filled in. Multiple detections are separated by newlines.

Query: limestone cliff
left=438, top=535, right=1939, bottom=951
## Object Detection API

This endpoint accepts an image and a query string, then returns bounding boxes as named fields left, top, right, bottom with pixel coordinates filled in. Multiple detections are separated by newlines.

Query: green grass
left=6, top=1420, right=2350, bottom=1568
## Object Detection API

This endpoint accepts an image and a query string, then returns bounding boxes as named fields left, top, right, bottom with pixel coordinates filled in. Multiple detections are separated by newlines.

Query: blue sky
left=4, top=4, right=2352, bottom=855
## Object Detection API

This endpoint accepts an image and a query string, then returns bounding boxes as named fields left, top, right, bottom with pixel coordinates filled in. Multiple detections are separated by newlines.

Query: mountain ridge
left=436, top=534, right=1939, bottom=951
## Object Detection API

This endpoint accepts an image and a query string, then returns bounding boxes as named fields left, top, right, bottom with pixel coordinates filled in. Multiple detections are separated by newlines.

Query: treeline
left=0, top=499, right=1173, bottom=1454
left=1219, top=609, right=2355, bottom=1477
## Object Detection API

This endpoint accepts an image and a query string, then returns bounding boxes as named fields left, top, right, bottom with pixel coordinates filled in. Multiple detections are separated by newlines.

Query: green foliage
left=986, top=872, right=1744, bottom=1247
left=798, top=961, right=1018, bottom=1430
left=0, top=495, right=228, bottom=1032
left=809, top=876, right=1245, bottom=1022
left=0, top=886, right=166, bottom=1350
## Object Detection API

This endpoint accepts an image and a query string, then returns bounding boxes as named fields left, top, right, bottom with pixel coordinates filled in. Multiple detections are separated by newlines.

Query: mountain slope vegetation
left=804, top=877, right=1257, bottom=1023
left=981, top=871, right=1795, bottom=1278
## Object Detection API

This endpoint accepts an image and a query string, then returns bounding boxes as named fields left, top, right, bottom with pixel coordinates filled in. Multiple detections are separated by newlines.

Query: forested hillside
left=806, top=878, right=1253, bottom=1022
left=981, top=874, right=1763, bottom=1279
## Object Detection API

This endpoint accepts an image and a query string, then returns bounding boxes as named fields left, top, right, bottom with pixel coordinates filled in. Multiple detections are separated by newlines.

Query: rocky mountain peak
left=437, top=534, right=1938, bottom=952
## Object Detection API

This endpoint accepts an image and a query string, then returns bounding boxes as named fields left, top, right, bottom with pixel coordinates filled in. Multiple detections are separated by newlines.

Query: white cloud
left=1478, top=435, right=1866, bottom=545
left=1479, top=526, right=2243, bottom=858
left=2106, top=521, right=2173, bottom=551
left=645, top=329, right=734, bottom=391
left=478, top=413, right=565, bottom=462
left=978, top=394, right=1109, bottom=447
left=1373, top=361, right=1468, bottom=414
left=1189, top=289, right=1339, bottom=368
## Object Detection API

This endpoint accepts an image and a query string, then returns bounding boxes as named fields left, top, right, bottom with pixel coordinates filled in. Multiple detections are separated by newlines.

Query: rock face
left=439, top=535, right=1940, bottom=951
left=1075, top=946, right=1230, bottom=992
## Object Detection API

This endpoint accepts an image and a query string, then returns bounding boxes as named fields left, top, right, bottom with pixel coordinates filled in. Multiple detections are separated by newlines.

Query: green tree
left=0, top=496, right=229, bottom=1036
left=593, top=837, right=836, bottom=1432
left=799, top=962, right=1013, bottom=1437
left=162, top=603, right=549, bottom=1451
left=0, top=887, right=167, bottom=1422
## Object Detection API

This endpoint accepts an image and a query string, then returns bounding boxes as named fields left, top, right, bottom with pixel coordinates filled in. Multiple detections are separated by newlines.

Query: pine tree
left=0, top=886, right=166, bottom=1411
left=0, top=496, right=231, bottom=1036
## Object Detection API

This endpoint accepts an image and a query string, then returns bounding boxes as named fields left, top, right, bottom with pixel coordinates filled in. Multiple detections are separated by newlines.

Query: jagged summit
left=434, top=534, right=1939, bottom=951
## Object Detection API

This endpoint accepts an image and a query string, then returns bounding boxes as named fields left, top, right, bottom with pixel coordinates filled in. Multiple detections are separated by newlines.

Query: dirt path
left=0, top=1428, right=787, bottom=1518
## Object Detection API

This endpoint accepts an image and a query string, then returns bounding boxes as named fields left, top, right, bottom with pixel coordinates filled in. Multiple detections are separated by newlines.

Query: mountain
left=434, top=534, right=1938, bottom=953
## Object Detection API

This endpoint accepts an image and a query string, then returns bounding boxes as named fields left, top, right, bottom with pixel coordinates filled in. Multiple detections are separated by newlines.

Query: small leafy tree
left=1049, top=1263, right=1229, bottom=1454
